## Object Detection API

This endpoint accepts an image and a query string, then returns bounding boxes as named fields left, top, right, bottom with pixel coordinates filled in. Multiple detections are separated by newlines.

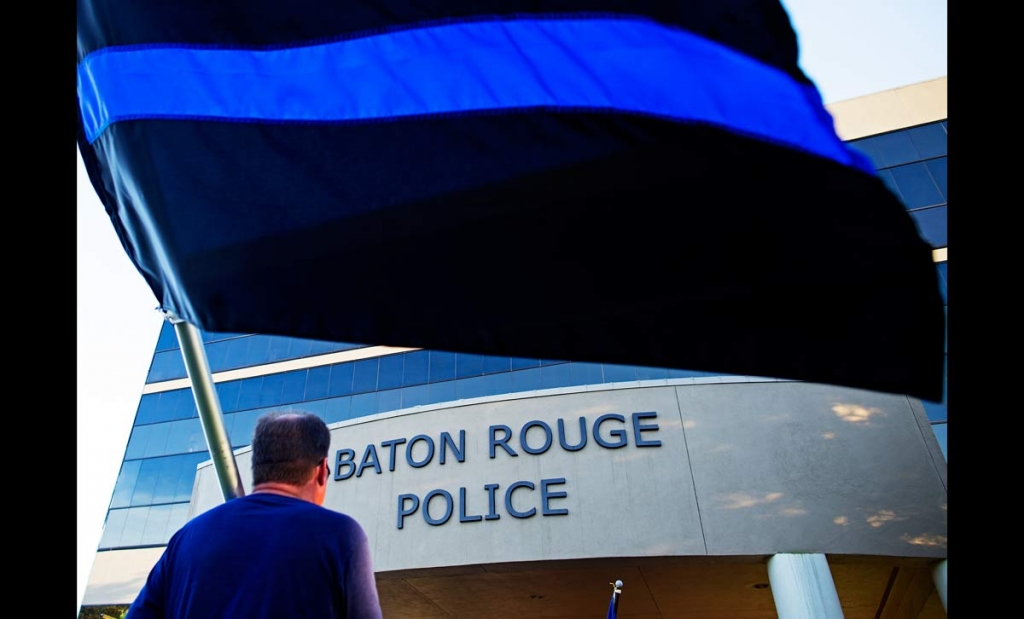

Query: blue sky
left=76, top=0, right=946, bottom=610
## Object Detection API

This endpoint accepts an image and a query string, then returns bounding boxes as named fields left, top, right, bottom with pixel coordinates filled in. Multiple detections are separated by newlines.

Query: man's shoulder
left=300, top=503, right=365, bottom=531
left=178, top=494, right=366, bottom=535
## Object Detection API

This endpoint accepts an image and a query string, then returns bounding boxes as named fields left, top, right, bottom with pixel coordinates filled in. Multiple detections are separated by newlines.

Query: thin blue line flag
left=76, top=0, right=945, bottom=401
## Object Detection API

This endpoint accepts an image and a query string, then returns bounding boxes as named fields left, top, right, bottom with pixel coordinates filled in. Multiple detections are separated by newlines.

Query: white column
left=932, top=559, right=947, bottom=611
left=767, top=553, right=844, bottom=619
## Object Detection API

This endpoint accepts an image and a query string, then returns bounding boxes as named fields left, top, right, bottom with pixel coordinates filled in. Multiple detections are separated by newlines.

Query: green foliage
left=78, top=604, right=130, bottom=619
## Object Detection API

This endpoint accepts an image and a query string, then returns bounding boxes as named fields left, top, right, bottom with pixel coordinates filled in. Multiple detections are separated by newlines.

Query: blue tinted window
left=287, top=337, right=314, bottom=360
left=166, top=504, right=191, bottom=542
left=931, top=423, right=947, bottom=462
left=636, top=366, right=670, bottom=381
left=402, top=384, right=429, bottom=408
left=119, top=507, right=149, bottom=547
left=151, top=390, right=181, bottom=424
left=202, top=331, right=247, bottom=343
left=99, top=508, right=129, bottom=549
left=155, top=322, right=179, bottom=351
left=456, top=353, right=484, bottom=378
left=304, top=366, right=330, bottom=401
left=228, top=410, right=261, bottom=447
left=429, top=351, right=456, bottom=382
left=156, top=389, right=184, bottom=423
left=308, top=339, right=336, bottom=355
left=131, top=459, right=162, bottom=505
left=847, top=138, right=885, bottom=169
left=481, top=372, right=513, bottom=396
left=148, top=350, right=186, bottom=382
left=936, top=262, right=948, bottom=304
left=540, top=359, right=567, bottom=366
left=216, top=380, right=241, bottom=413
left=151, top=457, right=182, bottom=504
left=510, top=367, right=542, bottom=392
left=873, top=130, right=920, bottom=167
left=907, top=123, right=947, bottom=158
left=511, top=357, right=541, bottom=370
left=541, top=363, right=572, bottom=389
left=204, top=340, right=230, bottom=372
left=125, top=425, right=153, bottom=460
left=325, top=396, right=352, bottom=424
left=222, top=337, right=252, bottom=370
left=163, top=418, right=205, bottom=456
left=910, top=206, right=947, bottom=247
left=427, top=380, right=456, bottom=404
left=926, top=158, right=947, bottom=201
left=265, top=336, right=291, bottom=363
left=161, top=419, right=190, bottom=456
left=143, top=423, right=172, bottom=458
left=456, top=375, right=488, bottom=400
left=921, top=356, right=947, bottom=422
left=258, top=373, right=285, bottom=407
left=350, top=392, right=376, bottom=418
left=175, top=452, right=209, bottom=499
left=175, top=389, right=196, bottom=420
left=890, top=163, right=943, bottom=209
left=300, top=399, right=328, bottom=422
left=570, top=362, right=604, bottom=386
left=482, top=355, right=511, bottom=375
left=236, top=376, right=264, bottom=411
left=604, top=364, right=637, bottom=382
left=378, top=354, right=404, bottom=390
left=352, top=358, right=379, bottom=394
left=668, top=368, right=708, bottom=379
left=328, top=363, right=354, bottom=397
left=110, top=460, right=142, bottom=509
left=141, top=505, right=174, bottom=545
left=280, top=370, right=307, bottom=404
left=136, top=394, right=161, bottom=425
left=377, top=389, right=402, bottom=414
left=403, top=351, right=429, bottom=386
left=244, top=335, right=273, bottom=367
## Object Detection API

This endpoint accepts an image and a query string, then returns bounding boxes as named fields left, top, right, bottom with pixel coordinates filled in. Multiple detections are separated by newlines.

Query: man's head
left=251, top=412, right=332, bottom=503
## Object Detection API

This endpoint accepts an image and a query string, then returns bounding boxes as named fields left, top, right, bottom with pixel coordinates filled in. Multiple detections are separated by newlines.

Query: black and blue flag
left=77, top=0, right=945, bottom=400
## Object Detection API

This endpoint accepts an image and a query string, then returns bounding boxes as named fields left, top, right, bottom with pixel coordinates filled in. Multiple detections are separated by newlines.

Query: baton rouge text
left=332, top=412, right=662, bottom=529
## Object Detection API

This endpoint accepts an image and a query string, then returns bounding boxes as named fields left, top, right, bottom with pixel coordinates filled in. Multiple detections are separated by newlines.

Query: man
left=127, top=412, right=383, bottom=618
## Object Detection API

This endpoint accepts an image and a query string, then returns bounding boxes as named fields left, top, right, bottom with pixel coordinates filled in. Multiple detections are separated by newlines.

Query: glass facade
left=147, top=330, right=370, bottom=382
left=848, top=121, right=948, bottom=249
left=849, top=120, right=948, bottom=461
left=98, top=120, right=950, bottom=553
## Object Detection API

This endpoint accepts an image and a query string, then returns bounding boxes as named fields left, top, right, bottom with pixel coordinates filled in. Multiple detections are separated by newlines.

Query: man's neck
left=251, top=482, right=310, bottom=502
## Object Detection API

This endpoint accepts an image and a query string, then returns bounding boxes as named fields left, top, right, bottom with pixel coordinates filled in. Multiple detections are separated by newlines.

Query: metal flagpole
left=607, top=580, right=622, bottom=619
left=164, top=310, right=246, bottom=501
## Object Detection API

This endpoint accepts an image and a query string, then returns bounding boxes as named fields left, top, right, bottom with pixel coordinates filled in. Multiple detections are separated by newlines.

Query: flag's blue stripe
left=78, top=17, right=868, bottom=172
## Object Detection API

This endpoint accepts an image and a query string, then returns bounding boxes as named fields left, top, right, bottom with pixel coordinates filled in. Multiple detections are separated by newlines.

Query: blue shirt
left=127, top=493, right=383, bottom=618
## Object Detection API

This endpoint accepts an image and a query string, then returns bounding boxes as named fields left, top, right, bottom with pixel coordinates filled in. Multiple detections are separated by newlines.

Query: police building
left=81, top=78, right=949, bottom=619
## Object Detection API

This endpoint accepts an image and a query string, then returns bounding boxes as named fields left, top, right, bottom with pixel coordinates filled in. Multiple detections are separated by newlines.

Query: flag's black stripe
left=77, top=0, right=807, bottom=83
left=79, top=112, right=945, bottom=400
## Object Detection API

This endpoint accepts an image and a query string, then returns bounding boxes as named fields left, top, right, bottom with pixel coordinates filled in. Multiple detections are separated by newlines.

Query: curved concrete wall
left=193, top=380, right=947, bottom=573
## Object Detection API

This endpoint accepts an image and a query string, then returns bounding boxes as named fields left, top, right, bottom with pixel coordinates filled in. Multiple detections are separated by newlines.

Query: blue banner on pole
left=76, top=0, right=945, bottom=401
